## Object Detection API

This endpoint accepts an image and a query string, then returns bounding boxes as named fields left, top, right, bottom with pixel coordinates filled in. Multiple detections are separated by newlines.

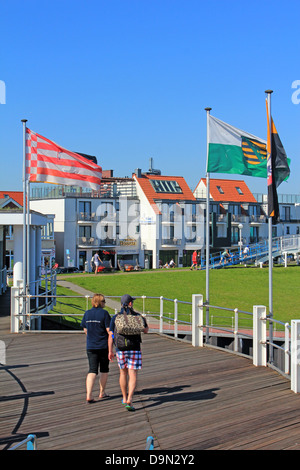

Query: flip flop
left=86, top=399, right=96, bottom=404
left=125, top=404, right=136, bottom=412
left=99, top=393, right=110, bottom=400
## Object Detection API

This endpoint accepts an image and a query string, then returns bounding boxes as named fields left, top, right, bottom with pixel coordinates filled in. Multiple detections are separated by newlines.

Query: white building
left=133, top=170, right=204, bottom=268
left=30, top=174, right=141, bottom=270
left=29, top=169, right=205, bottom=270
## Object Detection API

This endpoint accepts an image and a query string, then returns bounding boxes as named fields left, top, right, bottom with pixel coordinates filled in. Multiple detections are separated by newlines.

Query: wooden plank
left=1, top=294, right=300, bottom=450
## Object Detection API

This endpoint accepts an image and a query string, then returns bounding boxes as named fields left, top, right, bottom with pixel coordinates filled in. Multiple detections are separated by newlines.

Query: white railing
left=10, top=271, right=57, bottom=333
left=10, top=291, right=300, bottom=393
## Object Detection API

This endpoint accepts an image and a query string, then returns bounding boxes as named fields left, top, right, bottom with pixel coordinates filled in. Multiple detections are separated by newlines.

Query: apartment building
left=194, top=178, right=300, bottom=251
left=30, top=171, right=140, bottom=270
left=29, top=166, right=205, bottom=270
left=133, top=170, right=204, bottom=268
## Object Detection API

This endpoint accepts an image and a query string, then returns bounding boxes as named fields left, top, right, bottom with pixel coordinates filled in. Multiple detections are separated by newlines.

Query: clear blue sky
left=0, top=0, right=299, bottom=195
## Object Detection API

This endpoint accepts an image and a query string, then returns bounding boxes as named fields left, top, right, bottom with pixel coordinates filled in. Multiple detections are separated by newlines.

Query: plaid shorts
left=116, top=350, right=142, bottom=370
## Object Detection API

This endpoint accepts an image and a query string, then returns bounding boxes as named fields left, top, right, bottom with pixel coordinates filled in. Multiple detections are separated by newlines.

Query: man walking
left=190, top=250, right=197, bottom=270
left=81, top=293, right=111, bottom=403
left=108, top=294, right=148, bottom=411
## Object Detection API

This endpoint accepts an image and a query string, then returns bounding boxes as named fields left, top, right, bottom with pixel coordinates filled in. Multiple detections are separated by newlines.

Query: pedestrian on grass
left=93, top=251, right=102, bottom=275
left=190, top=250, right=197, bottom=270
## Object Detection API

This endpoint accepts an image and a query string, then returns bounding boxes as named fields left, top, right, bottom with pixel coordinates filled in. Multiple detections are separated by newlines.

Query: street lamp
left=238, top=223, right=243, bottom=259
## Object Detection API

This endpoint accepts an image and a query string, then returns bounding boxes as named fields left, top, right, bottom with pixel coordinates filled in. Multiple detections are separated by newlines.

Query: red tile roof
left=134, top=174, right=196, bottom=214
left=199, top=178, right=257, bottom=203
left=0, top=191, right=23, bottom=206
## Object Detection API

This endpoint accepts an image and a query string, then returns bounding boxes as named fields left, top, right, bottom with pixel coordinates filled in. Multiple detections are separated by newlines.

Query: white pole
left=205, top=107, right=211, bottom=342
left=265, top=90, right=274, bottom=363
left=21, top=119, right=28, bottom=318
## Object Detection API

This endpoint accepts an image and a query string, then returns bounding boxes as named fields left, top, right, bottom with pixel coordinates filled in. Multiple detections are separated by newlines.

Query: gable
left=197, top=178, right=257, bottom=203
left=134, top=174, right=196, bottom=214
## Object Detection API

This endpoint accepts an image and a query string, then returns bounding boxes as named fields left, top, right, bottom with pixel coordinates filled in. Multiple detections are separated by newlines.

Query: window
left=231, top=226, right=239, bottom=244
left=228, top=204, right=239, bottom=215
left=248, top=205, right=259, bottom=216
left=150, top=179, right=183, bottom=193
left=282, top=206, right=291, bottom=221
left=79, top=226, right=91, bottom=238
left=216, top=185, right=224, bottom=194
left=79, top=201, right=91, bottom=218
left=250, top=226, right=259, bottom=243
left=235, top=186, right=243, bottom=195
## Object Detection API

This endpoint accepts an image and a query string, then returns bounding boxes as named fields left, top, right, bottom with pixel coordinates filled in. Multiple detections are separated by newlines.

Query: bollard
left=291, top=320, right=300, bottom=393
left=159, top=296, right=163, bottom=333
left=192, top=294, right=203, bottom=347
left=253, top=305, right=267, bottom=366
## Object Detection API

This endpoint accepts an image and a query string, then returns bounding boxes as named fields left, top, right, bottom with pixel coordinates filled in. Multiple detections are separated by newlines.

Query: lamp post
left=238, top=223, right=243, bottom=260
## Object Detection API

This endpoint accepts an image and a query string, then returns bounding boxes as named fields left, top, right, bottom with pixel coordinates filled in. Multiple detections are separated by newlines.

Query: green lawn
left=58, top=265, right=300, bottom=329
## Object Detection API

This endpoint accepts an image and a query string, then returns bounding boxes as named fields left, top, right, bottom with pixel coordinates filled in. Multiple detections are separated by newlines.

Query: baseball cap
left=121, top=294, right=136, bottom=305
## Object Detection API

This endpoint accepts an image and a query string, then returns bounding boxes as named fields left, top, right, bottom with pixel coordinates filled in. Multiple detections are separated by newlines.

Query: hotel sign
left=119, top=237, right=137, bottom=246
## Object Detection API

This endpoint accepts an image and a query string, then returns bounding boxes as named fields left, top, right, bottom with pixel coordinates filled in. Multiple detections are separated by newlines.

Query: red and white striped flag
left=25, top=128, right=102, bottom=190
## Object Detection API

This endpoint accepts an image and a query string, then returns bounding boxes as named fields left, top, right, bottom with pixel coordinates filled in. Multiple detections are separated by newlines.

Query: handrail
left=200, top=234, right=300, bottom=270
left=8, top=434, right=37, bottom=450
left=11, top=291, right=296, bottom=386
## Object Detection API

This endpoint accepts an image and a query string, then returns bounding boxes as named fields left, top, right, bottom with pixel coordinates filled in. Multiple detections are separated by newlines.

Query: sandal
left=99, top=393, right=110, bottom=400
left=125, top=403, right=136, bottom=412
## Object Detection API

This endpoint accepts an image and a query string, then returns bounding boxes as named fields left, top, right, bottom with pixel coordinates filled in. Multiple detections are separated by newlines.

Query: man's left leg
left=86, top=372, right=96, bottom=401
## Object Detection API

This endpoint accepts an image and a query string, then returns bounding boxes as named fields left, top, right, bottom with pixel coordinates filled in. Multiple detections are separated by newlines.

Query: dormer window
left=235, top=186, right=243, bottom=195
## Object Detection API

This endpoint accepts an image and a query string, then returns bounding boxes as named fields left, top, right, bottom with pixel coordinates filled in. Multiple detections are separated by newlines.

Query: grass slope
left=61, top=266, right=300, bottom=325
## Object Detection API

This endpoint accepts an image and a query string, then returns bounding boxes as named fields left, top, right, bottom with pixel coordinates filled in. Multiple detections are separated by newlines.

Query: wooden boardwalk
left=1, top=289, right=300, bottom=451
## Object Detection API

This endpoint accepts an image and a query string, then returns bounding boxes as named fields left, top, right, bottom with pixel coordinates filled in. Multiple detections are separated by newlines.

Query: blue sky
left=0, top=0, right=299, bottom=195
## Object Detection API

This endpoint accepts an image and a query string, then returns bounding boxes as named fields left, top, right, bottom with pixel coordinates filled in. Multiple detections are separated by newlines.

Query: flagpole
left=21, top=119, right=28, bottom=322
left=205, top=107, right=212, bottom=343
left=265, top=89, right=274, bottom=363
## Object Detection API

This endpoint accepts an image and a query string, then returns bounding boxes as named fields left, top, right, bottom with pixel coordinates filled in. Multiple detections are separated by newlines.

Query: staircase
left=202, top=235, right=300, bottom=269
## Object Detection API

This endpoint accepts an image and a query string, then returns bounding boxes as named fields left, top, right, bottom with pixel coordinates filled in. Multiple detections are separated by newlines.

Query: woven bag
left=115, top=312, right=144, bottom=335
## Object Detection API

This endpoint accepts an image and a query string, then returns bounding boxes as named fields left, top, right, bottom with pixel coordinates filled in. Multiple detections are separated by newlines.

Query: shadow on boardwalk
left=1, top=321, right=300, bottom=450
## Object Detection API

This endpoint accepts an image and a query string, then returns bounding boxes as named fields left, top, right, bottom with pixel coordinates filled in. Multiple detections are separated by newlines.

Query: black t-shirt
left=81, top=307, right=111, bottom=350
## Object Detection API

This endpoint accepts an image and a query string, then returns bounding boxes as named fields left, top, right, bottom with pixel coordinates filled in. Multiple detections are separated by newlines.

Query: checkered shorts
left=116, top=350, right=142, bottom=370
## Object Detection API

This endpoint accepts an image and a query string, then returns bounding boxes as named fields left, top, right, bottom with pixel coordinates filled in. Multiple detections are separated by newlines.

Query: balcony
left=77, top=237, right=99, bottom=247
left=161, top=238, right=181, bottom=246
left=78, top=212, right=98, bottom=222
left=99, top=238, right=117, bottom=246
left=249, top=215, right=266, bottom=224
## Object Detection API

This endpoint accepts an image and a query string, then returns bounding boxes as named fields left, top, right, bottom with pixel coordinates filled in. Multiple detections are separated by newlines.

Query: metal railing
left=10, top=271, right=57, bottom=333
left=145, top=436, right=154, bottom=450
left=8, top=434, right=37, bottom=451
left=10, top=291, right=300, bottom=392
left=200, top=235, right=300, bottom=270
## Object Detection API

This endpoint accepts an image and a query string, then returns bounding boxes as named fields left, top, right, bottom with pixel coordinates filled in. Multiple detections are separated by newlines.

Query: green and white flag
left=206, top=115, right=267, bottom=178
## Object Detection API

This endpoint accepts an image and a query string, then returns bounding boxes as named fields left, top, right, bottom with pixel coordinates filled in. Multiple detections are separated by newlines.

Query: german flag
left=266, top=100, right=290, bottom=222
